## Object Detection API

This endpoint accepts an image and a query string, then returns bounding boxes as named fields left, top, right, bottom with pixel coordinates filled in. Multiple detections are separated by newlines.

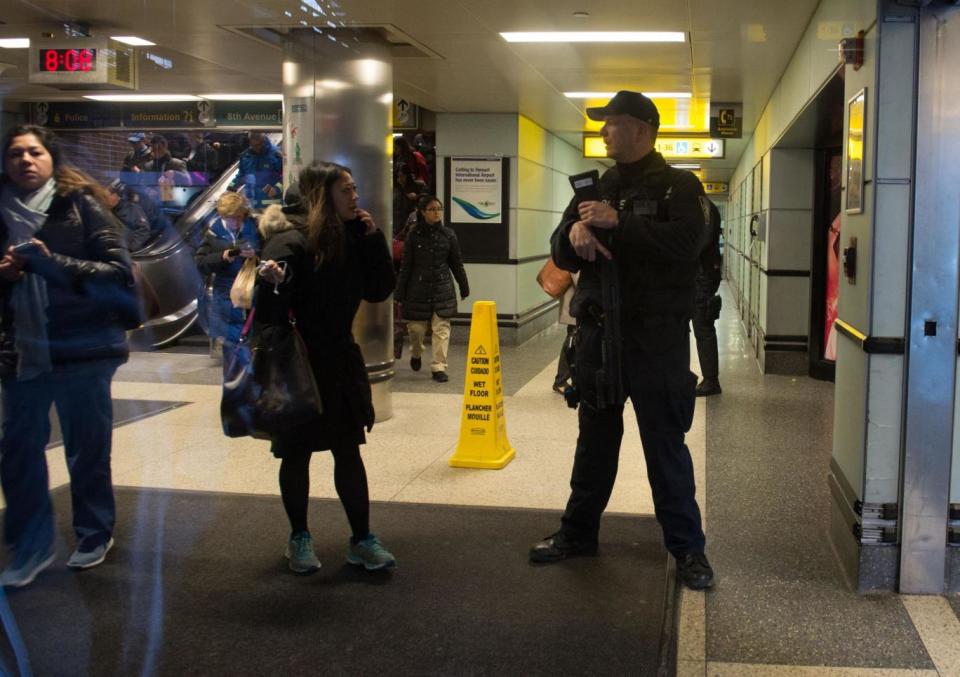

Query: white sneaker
left=67, top=538, right=114, bottom=570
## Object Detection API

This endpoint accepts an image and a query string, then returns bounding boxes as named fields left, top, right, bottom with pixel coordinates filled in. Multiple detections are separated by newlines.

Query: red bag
left=536, top=258, right=573, bottom=299
left=392, top=237, right=404, bottom=264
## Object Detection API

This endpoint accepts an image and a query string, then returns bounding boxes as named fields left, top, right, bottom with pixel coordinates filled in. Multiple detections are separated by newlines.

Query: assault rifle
left=595, top=237, right=625, bottom=409
left=568, top=170, right=626, bottom=410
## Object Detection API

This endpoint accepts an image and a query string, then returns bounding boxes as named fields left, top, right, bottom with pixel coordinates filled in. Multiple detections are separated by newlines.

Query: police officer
left=529, top=91, right=714, bottom=590
left=694, top=199, right=723, bottom=396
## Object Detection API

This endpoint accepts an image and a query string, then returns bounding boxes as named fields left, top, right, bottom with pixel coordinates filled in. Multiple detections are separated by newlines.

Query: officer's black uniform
left=548, top=149, right=708, bottom=561
left=693, top=199, right=722, bottom=393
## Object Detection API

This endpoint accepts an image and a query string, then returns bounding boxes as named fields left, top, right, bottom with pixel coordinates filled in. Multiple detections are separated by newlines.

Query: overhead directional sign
left=582, top=134, right=725, bottom=159
left=656, top=137, right=724, bottom=159
left=703, top=182, right=729, bottom=195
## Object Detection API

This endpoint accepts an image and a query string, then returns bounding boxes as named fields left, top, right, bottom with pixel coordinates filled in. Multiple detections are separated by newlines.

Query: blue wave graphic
left=452, top=196, right=500, bottom=220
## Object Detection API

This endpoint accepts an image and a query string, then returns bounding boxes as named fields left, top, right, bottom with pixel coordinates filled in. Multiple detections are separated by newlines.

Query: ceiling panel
left=0, top=0, right=822, bottom=181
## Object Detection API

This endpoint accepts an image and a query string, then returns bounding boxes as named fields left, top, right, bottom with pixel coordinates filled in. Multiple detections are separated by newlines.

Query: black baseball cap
left=586, top=90, right=660, bottom=129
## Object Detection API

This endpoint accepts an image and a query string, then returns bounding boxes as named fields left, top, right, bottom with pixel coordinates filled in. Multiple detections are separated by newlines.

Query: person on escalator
left=194, top=192, right=260, bottom=365
left=106, top=180, right=151, bottom=252
left=231, top=131, right=283, bottom=210
left=141, top=135, right=192, bottom=199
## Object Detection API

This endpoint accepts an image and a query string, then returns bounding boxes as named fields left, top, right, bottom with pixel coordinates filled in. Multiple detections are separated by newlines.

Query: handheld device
left=11, top=241, right=42, bottom=257
left=226, top=247, right=241, bottom=257
left=568, top=170, right=601, bottom=204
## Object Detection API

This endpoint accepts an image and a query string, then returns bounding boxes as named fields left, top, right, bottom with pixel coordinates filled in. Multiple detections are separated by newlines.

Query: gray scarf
left=0, top=178, right=56, bottom=380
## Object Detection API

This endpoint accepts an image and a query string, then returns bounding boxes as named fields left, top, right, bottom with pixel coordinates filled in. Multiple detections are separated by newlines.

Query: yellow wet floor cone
left=449, top=301, right=515, bottom=469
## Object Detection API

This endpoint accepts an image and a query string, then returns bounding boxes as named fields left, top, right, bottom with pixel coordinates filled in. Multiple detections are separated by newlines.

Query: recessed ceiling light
left=564, top=91, right=692, bottom=99
left=111, top=36, right=156, bottom=46
left=84, top=94, right=201, bottom=102
left=202, top=94, right=283, bottom=101
left=0, top=38, right=30, bottom=49
left=501, top=31, right=684, bottom=43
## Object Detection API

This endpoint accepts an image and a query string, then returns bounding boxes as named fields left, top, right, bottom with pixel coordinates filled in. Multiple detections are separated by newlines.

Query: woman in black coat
left=255, top=162, right=397, bottom=574
left=0, top=125, right=134, bottom=587
left=394, top=195, right=469, bottom=383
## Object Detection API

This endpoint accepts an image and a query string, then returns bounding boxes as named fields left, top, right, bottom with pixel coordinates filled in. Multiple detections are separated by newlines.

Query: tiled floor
left=24, top=282, right=960, bottom=675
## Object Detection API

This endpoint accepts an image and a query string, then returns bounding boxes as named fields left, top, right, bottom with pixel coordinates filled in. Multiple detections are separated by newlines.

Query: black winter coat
left=551, top=151, right=706, bottom=326
left=0, top=189, right=133, bottom=367
left=254, top=212, right=396, bottom=456
left=395, top=221, right=469, bottom=321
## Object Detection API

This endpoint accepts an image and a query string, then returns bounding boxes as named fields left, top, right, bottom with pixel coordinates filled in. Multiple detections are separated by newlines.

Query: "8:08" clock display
left=39, top=48, right=97, bottom=73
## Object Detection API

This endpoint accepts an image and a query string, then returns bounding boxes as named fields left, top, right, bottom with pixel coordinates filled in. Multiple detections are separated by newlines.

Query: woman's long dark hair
left=1, top=125, right=110, bottom=205
left=415, top=194, right=442, bottom=229
left=299, top=160, right=351, bottom=263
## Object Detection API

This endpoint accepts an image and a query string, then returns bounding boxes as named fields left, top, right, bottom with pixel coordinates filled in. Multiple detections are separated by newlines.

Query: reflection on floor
left=7, top=488, right=669, bottom=676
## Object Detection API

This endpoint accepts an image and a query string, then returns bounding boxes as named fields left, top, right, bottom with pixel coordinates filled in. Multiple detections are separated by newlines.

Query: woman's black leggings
left=278, top=444, right=370, bottom=539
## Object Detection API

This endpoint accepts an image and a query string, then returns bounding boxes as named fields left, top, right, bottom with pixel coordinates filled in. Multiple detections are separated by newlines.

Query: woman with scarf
left=0, top=126, right=134, bottom=588
left=255, top=161, right=398, bottom=574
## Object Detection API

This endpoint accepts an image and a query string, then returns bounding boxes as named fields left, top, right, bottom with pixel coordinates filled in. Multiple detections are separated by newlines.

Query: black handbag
left=220, top=307, right=324, bottom=439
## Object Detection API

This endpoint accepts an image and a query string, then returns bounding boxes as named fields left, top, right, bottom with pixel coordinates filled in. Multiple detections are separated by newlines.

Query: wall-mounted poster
left=450, top=158, right=503, bottom=224
left=845, top=88, right=866, bottom=214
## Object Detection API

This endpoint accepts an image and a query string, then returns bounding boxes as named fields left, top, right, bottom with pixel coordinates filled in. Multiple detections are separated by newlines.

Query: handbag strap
left=240, top=306, right=256, bottom=338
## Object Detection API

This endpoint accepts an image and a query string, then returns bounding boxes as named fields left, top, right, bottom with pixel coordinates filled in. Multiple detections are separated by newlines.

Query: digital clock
left=29, top=39, right=136, bottom=89
left=38, top=48, right=97, bottom=73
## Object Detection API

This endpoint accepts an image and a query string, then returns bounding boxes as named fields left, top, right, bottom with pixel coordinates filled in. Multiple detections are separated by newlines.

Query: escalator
left=127, top=160, right=243, bottom=349
left=127, top=133, right=280, bottom=349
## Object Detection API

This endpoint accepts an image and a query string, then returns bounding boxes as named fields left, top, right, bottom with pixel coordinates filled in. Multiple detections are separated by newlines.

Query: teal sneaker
left=347, top=534, right=396, bottom=571
left=285, top=531, right=321, bottom=574
left=1, top=547, right=56, bottom=588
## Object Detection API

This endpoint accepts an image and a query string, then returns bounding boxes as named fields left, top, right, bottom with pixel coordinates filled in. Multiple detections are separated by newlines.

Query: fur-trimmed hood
left=258, top=203, right=297, bottom=239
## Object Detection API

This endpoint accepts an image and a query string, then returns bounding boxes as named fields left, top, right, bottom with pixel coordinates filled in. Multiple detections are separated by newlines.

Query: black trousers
left=692, top=286, right=720, bottom=383
left=560, top=318, right=706, bottom=558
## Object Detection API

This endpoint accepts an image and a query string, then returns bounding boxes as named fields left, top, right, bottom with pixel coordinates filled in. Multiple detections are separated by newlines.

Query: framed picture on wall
left=845, top=88, right=867, bottom=214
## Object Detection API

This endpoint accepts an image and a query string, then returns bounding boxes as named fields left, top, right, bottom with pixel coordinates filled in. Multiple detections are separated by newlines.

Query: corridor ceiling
left=0, top=0, right=826, bottom=181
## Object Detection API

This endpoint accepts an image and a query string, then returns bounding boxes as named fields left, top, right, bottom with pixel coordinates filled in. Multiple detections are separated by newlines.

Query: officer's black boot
left=529, top=531, right=598, bottom=564
left=695, top=326, right=721, bottom=397
left=677, top=552, right=714, bottom=590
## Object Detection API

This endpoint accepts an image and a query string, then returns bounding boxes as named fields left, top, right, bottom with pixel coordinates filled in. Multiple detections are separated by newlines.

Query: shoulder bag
left=536, top=257, right=573, bottom=300
left=221, top=304, right=323, bottom=439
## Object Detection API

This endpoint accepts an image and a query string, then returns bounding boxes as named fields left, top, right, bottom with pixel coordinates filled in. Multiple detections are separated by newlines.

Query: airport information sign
left=583, top=134, right=725, bottom=159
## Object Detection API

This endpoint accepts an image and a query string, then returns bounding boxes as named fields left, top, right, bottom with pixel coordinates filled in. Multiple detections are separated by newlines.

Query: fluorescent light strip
left=565, top=91, right=692, bottom=99
left=502, top=31, right=684, bottom=43
left=84, top=94, right=201, bottom=102
left=202, top=94, right=283, bottom=101
left=111, top=36, right=156, bottom=46
left=671, top=163, right=701, bottom=170
left=0, top=38, right=30, bottom=49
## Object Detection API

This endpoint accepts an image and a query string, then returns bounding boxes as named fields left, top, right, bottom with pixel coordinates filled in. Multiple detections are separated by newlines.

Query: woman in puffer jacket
left=394, top=195, right=469, bottom=383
